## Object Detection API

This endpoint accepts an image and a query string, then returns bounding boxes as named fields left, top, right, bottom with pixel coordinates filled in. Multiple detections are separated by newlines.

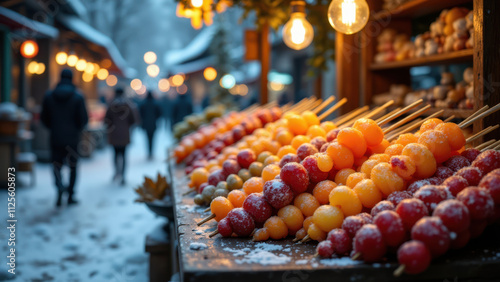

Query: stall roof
left=57, top=14, right=136, bottom=78
left=0, top=6, right=59, bottom=38
left=164, top=25, right=217, bottom=68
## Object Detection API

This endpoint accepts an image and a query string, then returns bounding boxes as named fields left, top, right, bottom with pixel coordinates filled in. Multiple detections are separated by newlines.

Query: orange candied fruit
left=252, top=228, right=270, bottom=242
left=312, top=205, right=344, bottom=232
left=307, top=125, right=327, bottom=138
left=257, top=151, right=272, bottom=163
left=390, top=155, right=416, bottom=180
left=303, top=216, right=314, bottom=231
left=227, top=190, right=247, bottom=208
left=265, top=140, right=281, bottom=155
left=395, top=133, right=418, bottom=147
left=277, top=145, right=297, bottom=158
left=368, top=139, right=390, bottom=154
left=353, top=118, right=384, bottom=147
left=346, top=172, right=367, bottom=188
left=337, top=128, right=367, bottom=158
left=420, top=118, right=443, bottom=133
left=326, top=143, right=355, bottom=170
left=276, top=130, right=294, bottom=146
left=264, top=155, right=280, bottom=166
left=313, top=180, right=338, bottom=205
left=334, top=168, right=356, bottom=185
left=370, top=162, right=404, bottom=197
left=402, top=143, right=437, bottom=179
left=360, top=159, right=380, bottom=176
left=278, top=205, right=305, bottom=232
left=294, top=193, right=320, bottom=217
left=385, top=144, right=404, bottom=156
left=418, top=130, right=451, bottom=164
left=242, top=177, right=265, bottom=194
left=328, top=185, right=362, bottom=216
left=353, top=179, right=382, bottom=208
left=317, top=153, right=334, bottom=172
left=264, top=216, right=288, bottom=240
left=434, top=122, right=466, bottom=151
left=210, top=196, right=234, bottom=221
left=369, top=153, right=391, bottom=163
left=291, top=135, right=311, bottom=149
left=191, top=167, right=209, bottom=188
left=287, top=114, right=309, bottom=135
left=294, top=228, right=307, bottom=241
left=307, top=223, right=326, bottom=242
left=262, top=164, right=281, bottom=181
left=302, top=111, right=320, bottom=126
left=320, top=121, right=337, bottom=133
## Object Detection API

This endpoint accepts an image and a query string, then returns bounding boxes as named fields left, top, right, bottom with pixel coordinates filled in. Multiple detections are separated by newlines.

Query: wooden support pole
left=336, top=32, right=360, bottom=115
left=260, top=22, right=270, bottom=105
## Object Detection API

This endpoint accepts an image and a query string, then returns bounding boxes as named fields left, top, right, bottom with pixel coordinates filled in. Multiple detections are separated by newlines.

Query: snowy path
left=0, top=125, right=172, bottom=281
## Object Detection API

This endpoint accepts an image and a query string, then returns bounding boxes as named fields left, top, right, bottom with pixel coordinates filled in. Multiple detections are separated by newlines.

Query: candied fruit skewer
left=480, top=140, right=499, bottom=151
left=443, top=115, right=455, bottom=122
left=386, top=110, right=444, bottom=141
left=475, top=139, right=496, bottom=150
left=197, top=196, right=234, bottom=226
left=382, top=105, right=432, bottom=134
left=375, top=107, right=401, bottom=123
left=342, top=100, right=395, bottom=128
left=460, top=103, right=500, bottom=128
left=312, top=96, right=336, bottom=114
left=308, top=99, right=324, bottom=111
left=293, top=97, right=317, bottom=113
left=260, top=100, right=278, bottom=110
left=465, top=125, right=499, bottom=144
left=318, top=98, right=348, bottom=121
left=333, top=106, right=370, bottom=126
left=458, top=105, right=489, bottom=127
left=377, top=99, right=424, bottom=126
left=385, top=118, right=422, bottom=141
left=286, top=97, right=311, bottom=113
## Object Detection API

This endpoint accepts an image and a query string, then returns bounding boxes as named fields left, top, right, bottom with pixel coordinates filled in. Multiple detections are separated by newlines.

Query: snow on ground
left=0, top=124, right=172, bottom=281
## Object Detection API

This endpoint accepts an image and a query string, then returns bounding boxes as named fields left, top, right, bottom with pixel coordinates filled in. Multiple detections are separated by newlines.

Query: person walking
left=139, top=91, right=162, bottom=159
left=41, top=69, right=88, bottom=207
left=171, top=92, right=193, bottom=129
left=105, top=88, right=138, bottom=186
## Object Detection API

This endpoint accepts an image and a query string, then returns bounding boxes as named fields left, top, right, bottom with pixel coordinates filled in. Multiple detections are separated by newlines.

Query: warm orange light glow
left=177, top=84, right=188, bottom=94
left=144, top=51, right=157, bottom=64
left=203, top=67, right=217, bottom=81
left=147, top=64, right=160, bottom=77
left=130, top=79, right=142, bottom=91
left=137, top=85, right=147, bottom=95
left=101, top=58, right=112, bottom=68
left=27, top=61, right=39, bottom=74
left=96, top=69, right=109, bottom=80
left=158, top=78, right=170, bottom=92
left=75, top=59, right=87, bottom=71
left=20, top=40, right=38, bottom=58
left=82, top=72, right=93, bottom=82
left=106, top=75, right=118, bottom=87
left=35, top=62, right=45, bottom=75
left=67, top=55, right=78, bottom=67
left=171, top=74, right=184, bottom=86
left=55, top=52, right=68, bottom=65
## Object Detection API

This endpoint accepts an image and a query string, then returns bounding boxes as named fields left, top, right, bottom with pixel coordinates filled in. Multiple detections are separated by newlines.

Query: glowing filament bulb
left=290, top=19, right=307, bottom=44
left=341, top=0, right=356, bottom=26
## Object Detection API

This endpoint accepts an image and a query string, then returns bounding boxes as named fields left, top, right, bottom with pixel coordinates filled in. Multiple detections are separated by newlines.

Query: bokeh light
left=130, top=79, right=142, bottom=91
left=82, top=72, right=93, bottom=82
left=137, top=85, right=147, bottom=95
left=35, top=62, right=45, bottom=75
left=158, top=78, right=170, bottom=92
left=144, top=51, right=157, bottom=64
left=75, top=59, right=87, bottom=71
left=96, top=68, right=109, bottom=80
left=67, top=55, right=78, bottom=67
left=171, top=74, right=184, bottom=86
left=203, top=67, right=217, bottom=81
left=147, top=64, right=160, bottom=77
left=106, top=75, right=118, bottom=87
left=220, top=74, right=236, bottom=89
left=84, top=63, right=95, bottom=74
left=27, top=61, right=39, bottom=74
left=177, top=84, right=187, bottom=94
left=55, top=52, right=68, bottom=65
left=20, top=40, right=38, bottom=58
left=101, top=58, right=112, bottom=68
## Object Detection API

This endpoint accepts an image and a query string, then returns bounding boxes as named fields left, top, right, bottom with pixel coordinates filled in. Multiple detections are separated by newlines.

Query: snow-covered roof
left=57, top=14, right=136, bottom=78
left=0, top=6, right=59, bottom=38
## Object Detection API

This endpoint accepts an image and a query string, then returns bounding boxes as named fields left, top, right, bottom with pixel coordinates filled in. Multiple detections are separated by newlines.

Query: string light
left=144, top=51, right=157, bottom=64
left=106, top=75, right=118, bottom=87
left=220, top=74, right=236, bottom=89
left=282, top=1, right=314, bottom=50
left=328, top=0, right=369, bottom=34
left=177, top=84, right=188, bottom=94
left=147, top=64, right=160, bottom=77
left=137, top=85, right=147, bottom=95
left=20, top=40, right=38, bottom=58
left=55, top=52, right=68, bottom=65
left=67, top=54, right=78, bottom=67
left=158, top=78, right=170, bottom=92
left=130, top=79, right=142, bottom=91
left=82, top=72, right=93, bottom=82
left=75, top=59, right=87, bottom=71
left=27, top=61, right=39, bottom=74
left=96, top=68, right=109, bottom=80
left=171, top=74, right=184, bottom=86
left=203, top=67, right=217, bottom=81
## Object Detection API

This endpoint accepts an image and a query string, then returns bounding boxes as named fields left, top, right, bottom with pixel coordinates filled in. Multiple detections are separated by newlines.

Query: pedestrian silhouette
left=105, top=88, right=138, bottom=186
left=139, top=91, right=162, bottom=159
left=171, top=91, right=193, bottom=129
left=41, top=69, right=88, bottom=207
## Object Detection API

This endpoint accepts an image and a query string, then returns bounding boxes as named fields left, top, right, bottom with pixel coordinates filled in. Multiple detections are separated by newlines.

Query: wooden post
left=315, top=73, right=322, bottom=99
left=336, top=32, right=360, bottom=115
left=0, top=27, right=11, bottom=102
left=260, top=22, right=270, bottom=105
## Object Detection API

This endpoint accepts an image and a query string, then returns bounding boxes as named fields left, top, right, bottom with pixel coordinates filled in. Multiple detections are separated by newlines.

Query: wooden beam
left=336, top=31, right=360, bottom=114
left=259, top=22, right=270, bottom=105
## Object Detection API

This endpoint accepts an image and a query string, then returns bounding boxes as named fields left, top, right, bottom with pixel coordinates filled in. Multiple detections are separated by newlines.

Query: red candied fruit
left=444, top=155, right=470, bottom=172
left=280, top=162, right=309, bottom=193
left=457, top=187, right=495, bottom=220
left=374, top=210, right=406, bottom=247
left=414, top=185, right=448, bottom=212
left=208, top=169, right=226, bottom=186
left=341, top=216, right=366, bottom=238
left=461, top=148, right=481, bottom=163
left=397, top=240, right=432, bottom=275
left=434, top=166, right=454, bottom=179
left=358, top=212, right=373, bottom=224
left=396, top=198, right=429, bottom=231
left=327, top=228, right=352, bottom=256
left=371, top=201, right=395, bottom=218
left=387, top=191, right=413, bottom=207
left=442, top=175, right=469, bottom=197
left=217, top=218, right=233, bottom=237
left=353, top=224, right=387, bottom=262
left=450, top=230, right=470, bottom=249
left=320, top=142, right=330, bottom=153
left=455, top=166, right=483, bottom=186
left=237, top=149, right=257, bottom=169
left=310, top=137, right=327, bottom=151
left=432, top=199, right=470, bottom=233
left=479, top=173, right=500, bottom=204
left=471, top=150, right=500, bottom=174
left=326, top=129, right=340, bottom=142
left=263, top=179, right=295, bottom=209
left=316, top=240, right=335, bottom=258
left=427, top=177, right=443, bottom=185
left=297, top=143, right=319, bottom=161
left=242, top=193, right=273, bottom=224
left=411, top=216, right=450, bottom=257
left=407, top=180, right=431, bottom=195
left=279, top=153, right=301, bottom=168
left=227, top=208, right=255, bottom=237
left=302, top=156, right=329, bottom=183
left=222, top=159, right=241, bottom=176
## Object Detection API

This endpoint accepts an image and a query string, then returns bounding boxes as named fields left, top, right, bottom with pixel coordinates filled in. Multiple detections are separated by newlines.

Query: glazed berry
left=411, top=216, right=450, bottom=257
left=335, top=168, right=356, bottom=185
left=337, top=128, right=367, bottom=158
left=434, top=122, right=466, bottom=151
left=358, top=212, right=373, bottom=224
left=371, top=162, right=404, bottom=197
left=371, top=201, right=395, bottom=218
left=353, top=224, right=387, bottom=262
left=479, top=173, right=500, bottom=204
left=248, top=162, right=264, bottom=177
left=326, top=129, right=340, bottom=142
left=252, top=228, right=270, bottom=242
left=237, top=149, right=257, bottom=169
left=435, top=166, right=454, bottom=179
left=278, top=153, right=300, bottom=168
left=390, top=155, right=416, bottom=180
left=374, top=211, right=406, bottom=247
left=312, top=180, right=337, bottom=205
left=402, top=143, right=437, bottom=179
left=263, top=216, right=288, bottom=240
left=242, top=193, right=273, bottom=224
left=387, top=191, right=412, bottom=207
left=320, top=142, right=330, bottom=153
left=317, top=153, right=334, bottom=173
left=353, top=179, right=382, bottom=209
left=341, top=216, right=366, bottom=238
left=263, top=179, right=294, bottom=209
left=461, top=148, right=481, bottom=163
left=407, top=180, right=431, bottom=195
left=457, top=187, right=495, bottom=220
left=455, top=167, right=482, bottom=186
left=238, top=169, right=251, bottom=182
left=222, top=159, right=241, bottom=176
left=327, top=228, right=352, bottom=256
left=297, top=143, right=319, bottom=161
left=302, top=156, right=329, bottom=183
left=227, top=190, right=247, bottom=208
left=294, top=228, right=307, bottom=241
left=294, top=193, right=320, bottom=217
left=227, top=208, right=255, bottom=237
left=262, top=164, right=281, bottom=182
left=313, top=205, right=344, bottom=232
left=471, top=150, right=500, bottom=174
left=310, top=137, right=328, bottom=151
left=396, top=198, right=429, bottom=231
left=208, top=169, right=226, bottom=186
left=346, top=172, right=367, bottom=188
left=317, top=240, right=335, bottom=258
left=242, top=177, right=264, bottom=194
left=427, top=177, right=443, bottom=185
left=397, top=240, right=432, bottom=275
left=326, top=142, right=354, bottom=170
left=414, top=185, right=448, bottom=212
left=418, top=130, right=451, bottom=164
left=432, top=199, right=470, bottom=233
left=217, top=218, right=233, bottom=237
left=329, top=186, right=363, bottom=216
left=442, top=175, right=469, bottom=197
left=280, top=162, right=309, bottom=193
left=277, top=205, right=304, bottom=233
left=444, top=155, right=470, bottom=172
left=210, top=196, right=234, bottom=221
left=353, top=118, right=384, bottom=147
left=257, top=151, right=272, bottom=163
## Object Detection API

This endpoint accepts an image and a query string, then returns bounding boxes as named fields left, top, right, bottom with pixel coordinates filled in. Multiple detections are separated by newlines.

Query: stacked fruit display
left=176, top=99, right=499, bottom=277
left=173, top=104, right=226, bottom=140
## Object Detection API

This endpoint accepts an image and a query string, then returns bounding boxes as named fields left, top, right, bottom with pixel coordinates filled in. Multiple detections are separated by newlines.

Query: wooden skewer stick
left=307, top=99, right=323, bottom=111
left=385, top=118, right=422, bottom=141
left=197, top=213, right=216, bottom=226
left=292, top=237, right=302, bottom=243
left=375, top=107, right=401, bottom=123
left=280, top=102, right=292, bottom=112
left=291, top=98, right=315, bottom=113
left=377, top=99, right=424, bottom=126
left=332, top=107, right=360, bottom=124
left=460, top=103, right=500, bottom=128
left=458, top=105, right=489, bottom=127
left=203, top=207, right=210, bottom=213
left=475, top=139, right=496, bottom=150
left=382, top=105, right=432, bottom=134
left=443, top=115, right=455, bottom=122
left=482, top=140, right=500, bottom=151
left=285, top=98, right=308, bottom=113
left=261, top=100, right=277, bottom=109
left=209, top=229, right=219, bottom=238
left=243, top=104, right=259, bottom=114
left=335, top=106, right=370, bottom=126
left=299, top=234, right=311, bottom=243
left=351, top=253, right=361, bottom=261
left=312, top=96, right=335, bottom=114
left=386, top=110, right=444, bottom=141
left=318, top=98, right=348, bottom=121
left=341, top=101, right=396, bottom=128
left=182, top=190, right=195, bottom=196
left=465, top=125, right=500, bottom=144
left=494, top=143, right=500, bottom=150
left=394, top=265, right=406, bottom=277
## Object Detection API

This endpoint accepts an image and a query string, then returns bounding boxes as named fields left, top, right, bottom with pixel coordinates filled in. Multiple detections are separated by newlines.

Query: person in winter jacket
left=41, top=69, right=88, bottom=207
left=171, top=92, right=193, bottom=129
left=139, top=91, right=162, bottom=159
left=105, top=88, right=138, bottom=185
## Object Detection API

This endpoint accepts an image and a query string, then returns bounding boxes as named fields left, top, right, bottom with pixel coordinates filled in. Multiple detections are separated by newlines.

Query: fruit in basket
left=411, top=216, right=450, bottom=257
left=397, top=240, right=432, bottom=275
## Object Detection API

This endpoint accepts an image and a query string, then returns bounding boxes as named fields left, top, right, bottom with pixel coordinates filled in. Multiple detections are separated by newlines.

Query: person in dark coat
left=171, top=92, right=193, bottom=128
left=41, top=69, right=88, bottom=207
left=139, top=91, right=162, bottom=159
left=105, top=88, right=138, bottom=186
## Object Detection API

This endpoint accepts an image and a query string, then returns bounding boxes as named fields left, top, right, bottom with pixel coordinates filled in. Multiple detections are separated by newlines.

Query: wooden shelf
left=372, top=0, right=472, bottom=21
left=370, top=49, right=473, bottom=71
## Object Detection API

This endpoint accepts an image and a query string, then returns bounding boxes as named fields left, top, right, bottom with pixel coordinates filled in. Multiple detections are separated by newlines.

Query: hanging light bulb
left=282, top=1, right=314, bottom=50
left=327, top=0, right=370, bottom=35
left=191, top=0, right=203, bottom=8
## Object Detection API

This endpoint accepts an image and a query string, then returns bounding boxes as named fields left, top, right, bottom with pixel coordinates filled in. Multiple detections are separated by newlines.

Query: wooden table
left=172, top=167, right=500, bottom=282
